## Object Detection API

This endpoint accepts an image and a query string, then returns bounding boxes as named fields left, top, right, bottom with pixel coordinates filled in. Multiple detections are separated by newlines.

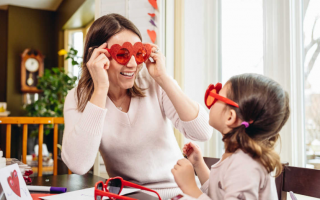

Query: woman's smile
left=120, top=71, right=135, bottom=78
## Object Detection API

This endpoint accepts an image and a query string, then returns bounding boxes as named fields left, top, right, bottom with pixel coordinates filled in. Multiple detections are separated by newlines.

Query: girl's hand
left=145, top=44, right=168, bottom=84
left=171, top=159, right=203, bottom=198
left=86, top=43, right=111, bottom=93
left=183, top=142, right=203, bottom=167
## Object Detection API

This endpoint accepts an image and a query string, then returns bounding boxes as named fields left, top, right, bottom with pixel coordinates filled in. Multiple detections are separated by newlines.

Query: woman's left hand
left=171, top=159, right=202, bottom=197
left=145, top=44, right=168, bottom=83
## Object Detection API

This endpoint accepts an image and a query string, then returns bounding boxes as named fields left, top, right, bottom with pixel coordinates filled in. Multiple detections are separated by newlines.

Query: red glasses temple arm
left=95, top=190, right=137, bottom=200
left=209, top=91, right=239, bottom=108
left=122, top=180, right=162, bottom=200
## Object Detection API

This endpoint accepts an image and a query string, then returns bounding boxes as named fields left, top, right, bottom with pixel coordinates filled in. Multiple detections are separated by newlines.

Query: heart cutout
left=7, top=170, right=21, bottom=197
left=147, top=30, right=157, bottom=44
left=148, top=13, right=155, bottom=18
left=148, top=0, right=158, bottom=9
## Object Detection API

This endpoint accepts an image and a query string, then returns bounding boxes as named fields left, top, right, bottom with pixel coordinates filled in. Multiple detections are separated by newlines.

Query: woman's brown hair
left=223, top=74, right=290, bottom=177
left=77, top=13, right=146, bottom=112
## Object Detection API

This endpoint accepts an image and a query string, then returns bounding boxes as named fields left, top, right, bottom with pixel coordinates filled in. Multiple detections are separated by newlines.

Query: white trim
left=289, top=0, right=305, bottom=167
left=95, top=0, right=101, bottom=20
left=263, top=0, right=305, bottom=167
left=263, top=0, right=292, bottom=165
left=93, top=152, right=100, bottom=176
left=165, top=0, right=174, bottom=77
left=205, top=0, right=222, bottom=158
left=125, top=0, right=129, bottom=18
left=157, top=0, right=166, bottom=56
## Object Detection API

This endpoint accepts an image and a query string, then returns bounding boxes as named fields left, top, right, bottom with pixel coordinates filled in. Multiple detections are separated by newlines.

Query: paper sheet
left=39, top=187, right=140, bottom=200
left=0, top=163, right=32, bottom=200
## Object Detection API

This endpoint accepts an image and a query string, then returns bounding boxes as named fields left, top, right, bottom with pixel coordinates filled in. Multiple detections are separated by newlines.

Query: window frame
left=64, top=21, right=93, bottom=76
left=202, top=0, right=306, bottom=164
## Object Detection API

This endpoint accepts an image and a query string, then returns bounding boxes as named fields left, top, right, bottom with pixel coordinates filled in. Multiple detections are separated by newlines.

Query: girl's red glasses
left=106, top=42, right=152, bottom=65
left=204, top=83, right=239, bottom=109
left=94, top=176, right=162, bottom=200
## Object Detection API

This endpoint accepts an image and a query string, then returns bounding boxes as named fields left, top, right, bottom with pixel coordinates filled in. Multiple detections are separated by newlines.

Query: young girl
left=171, top=73, right=290, bottom=200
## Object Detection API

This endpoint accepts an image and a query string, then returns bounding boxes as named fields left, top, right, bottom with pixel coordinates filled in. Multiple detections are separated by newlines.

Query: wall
left=0, top=10, right=8, bottom=102
left=6, top=6, right=57, bottom=116
left=0, top=10, right=8, bottom=152
left=55, top=0, right=87, bottom=68
left=0, top=1, right=90, bottom=158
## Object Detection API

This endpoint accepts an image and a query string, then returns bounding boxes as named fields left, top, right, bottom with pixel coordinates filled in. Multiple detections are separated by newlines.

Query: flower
left=58, top=49, right=67, bottom=56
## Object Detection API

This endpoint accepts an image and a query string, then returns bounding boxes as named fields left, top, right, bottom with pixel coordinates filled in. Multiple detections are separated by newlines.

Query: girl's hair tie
left=241, top=121, right=250, bottom=128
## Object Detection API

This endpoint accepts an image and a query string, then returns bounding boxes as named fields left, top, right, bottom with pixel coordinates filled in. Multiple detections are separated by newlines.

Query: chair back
left=282, top=166, right=320, bottom=199
left=0, top=117, right=71, bottom=176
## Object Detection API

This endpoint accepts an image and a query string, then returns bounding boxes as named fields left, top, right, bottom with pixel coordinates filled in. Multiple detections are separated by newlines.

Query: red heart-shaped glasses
left=204, top=83, right=239, bottom=109
left=106, top=42, right=152, bottom=65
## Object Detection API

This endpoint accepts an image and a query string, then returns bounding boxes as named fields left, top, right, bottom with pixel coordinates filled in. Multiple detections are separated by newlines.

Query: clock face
left=25, top=58, right=39, bottom=72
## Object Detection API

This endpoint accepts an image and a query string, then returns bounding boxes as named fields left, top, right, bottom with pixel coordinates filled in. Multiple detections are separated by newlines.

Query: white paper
left=39, top=187, right=140, bottom=200
left=0, top=163, right=32, bottom=200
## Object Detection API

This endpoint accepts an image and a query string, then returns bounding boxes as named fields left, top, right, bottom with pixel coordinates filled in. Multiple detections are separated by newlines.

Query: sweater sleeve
left=196, top=179, right=212, bottom=200
left=160, top=79, right=213, bottom=141
left=61, top=88, right=107, bottom=175
left=197, top=194, right=212, bottom=200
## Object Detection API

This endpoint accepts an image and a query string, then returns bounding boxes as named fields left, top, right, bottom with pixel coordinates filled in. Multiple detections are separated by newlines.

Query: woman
left=62, top=13, right=212, bottom=198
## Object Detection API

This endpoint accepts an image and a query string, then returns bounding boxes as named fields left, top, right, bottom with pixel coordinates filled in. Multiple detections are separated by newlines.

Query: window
left=67, top=30, right=83, bottom=80
left=221, top=0, right=264, bottom=84
left=183, top=0, right=264, bottom=157
left=64, top=22, right=93, bottom=81
left=304, top=0, right=320, bottom=169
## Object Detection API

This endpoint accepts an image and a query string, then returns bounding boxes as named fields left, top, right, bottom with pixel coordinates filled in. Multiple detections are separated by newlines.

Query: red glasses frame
left=94, top=176, right=162, bottom=200
left=106, top=42, right=152, bottom=65
left=204, top=83, right=239, bottom=109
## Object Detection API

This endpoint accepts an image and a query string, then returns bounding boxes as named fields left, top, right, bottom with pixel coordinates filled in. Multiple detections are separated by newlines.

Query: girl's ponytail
left=224, top=74, right=290, bottom=177
left=223, top=128, right=282, bottom=176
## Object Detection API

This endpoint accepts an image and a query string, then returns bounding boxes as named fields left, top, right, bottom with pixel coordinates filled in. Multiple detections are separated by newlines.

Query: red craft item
left=147, top=30, right=156, bottom=43
left=148, top=13, right=155, bottom=18
left=23, top=176, right=32, bottom=185
left=148, top=0, right=158, bottom=9
left=7, top=170, right=21, bottom=197
left=106, top=42, right=152, bottom=65
left=94, top=176, right=162, bottom=200
left=24, top=170, right=33, bottom=176
left=204, top=83, right=239, bottom=109
left=31, top=193, right=56, bottom=200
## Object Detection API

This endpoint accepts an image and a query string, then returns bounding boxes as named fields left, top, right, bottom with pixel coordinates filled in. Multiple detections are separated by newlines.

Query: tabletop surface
left=31, top=174, right=159, bottom=200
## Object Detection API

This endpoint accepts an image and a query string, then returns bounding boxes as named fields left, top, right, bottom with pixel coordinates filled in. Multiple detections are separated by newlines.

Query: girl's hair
left=223, top=73, right=290, bottom=177
left=76, top=13, right=146, bottom=112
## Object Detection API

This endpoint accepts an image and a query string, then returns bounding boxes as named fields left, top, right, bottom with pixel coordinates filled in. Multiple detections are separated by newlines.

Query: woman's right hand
left=183, top=142, right=203, bottom=167
left=87, top=43, right=111, bottom=93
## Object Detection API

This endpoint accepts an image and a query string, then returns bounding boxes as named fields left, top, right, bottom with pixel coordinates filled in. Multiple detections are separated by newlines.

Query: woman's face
left=107, top=30, right=142, bottom=90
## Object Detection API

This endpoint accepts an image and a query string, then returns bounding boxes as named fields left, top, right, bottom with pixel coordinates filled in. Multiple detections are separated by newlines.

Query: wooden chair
left=280, top=166, right=320, bottom=199
left=0, top=117, right=71, bottom=176
left=203, top=157, right=286, bottom=200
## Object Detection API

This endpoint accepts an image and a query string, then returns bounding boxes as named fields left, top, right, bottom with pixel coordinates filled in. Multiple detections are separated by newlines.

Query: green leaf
left=72, top=60, right=79, bottom=66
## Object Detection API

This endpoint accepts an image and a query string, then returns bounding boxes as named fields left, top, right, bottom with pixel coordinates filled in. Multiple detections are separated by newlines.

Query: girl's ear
left=225, top=109, right=239, bottom=127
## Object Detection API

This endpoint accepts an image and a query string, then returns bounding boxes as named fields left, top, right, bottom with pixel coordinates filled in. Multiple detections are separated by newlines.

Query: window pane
left=221, top=0, right=264, bottom=84
left=304, top=0, right=320, bottom=169
left=69, top=31, right=83, bottom=81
